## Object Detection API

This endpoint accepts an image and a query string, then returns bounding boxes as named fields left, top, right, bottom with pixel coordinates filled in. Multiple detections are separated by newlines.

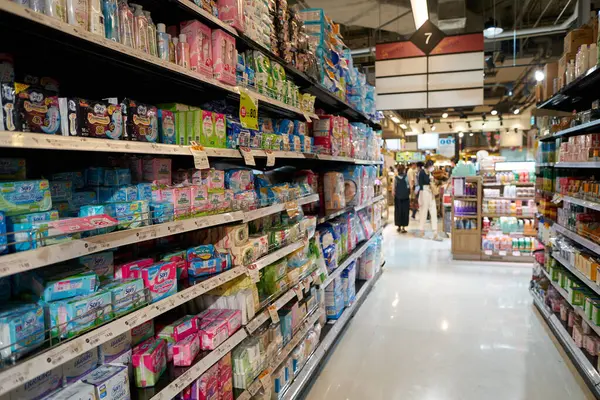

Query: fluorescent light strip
left=410, top=0, right=429, bottom=29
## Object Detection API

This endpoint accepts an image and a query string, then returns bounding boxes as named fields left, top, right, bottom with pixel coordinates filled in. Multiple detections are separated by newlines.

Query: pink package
left=190, top=185, right=210, bottom=215
left=215, top=310, right=241, bottom=335
left=199, top=319, right=229, bottom=350
left=197, top=308, right=223, bottom=322
left=207, top=190, right=232, bottom=213
left=217, top=0, right=244, bottom=32
left=217, top=352, right=232, bottom=380
left=197, top=364, right=219, bottom=400
left=115, top=258, right=154, bottom=279
left=159, top=315, right=200, bottom=343
left=173, top=333, right=201, bottom=366
left=162, top=186, right=192, bottom=219
left=143, top=157, right=172, bottom=185
left=201, top=169, right=225, bottom=189
left=189, top=168, right=202, bottom=184
left=140, top=261, right=178, bottom=303
left=181, top=20, right=213, bottom=78
left=313, top=116, right=342, bottom=156
left=132, top=337, right=167, bottom=388
left=211, top=29, right=236, bottom=85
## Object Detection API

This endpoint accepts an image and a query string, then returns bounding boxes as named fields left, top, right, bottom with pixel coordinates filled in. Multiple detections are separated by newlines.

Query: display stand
left=451, top=176, right=482, bottom=260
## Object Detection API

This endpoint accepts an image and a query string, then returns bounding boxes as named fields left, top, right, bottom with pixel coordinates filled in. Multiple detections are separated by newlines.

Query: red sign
left=376, top=41, right=425, bottom=61
left=430, top=33, right=484, bottom=55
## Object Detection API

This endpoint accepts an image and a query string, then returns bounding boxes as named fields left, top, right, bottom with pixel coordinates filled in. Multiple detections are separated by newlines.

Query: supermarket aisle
left=306, top=221, right=594, bottom=400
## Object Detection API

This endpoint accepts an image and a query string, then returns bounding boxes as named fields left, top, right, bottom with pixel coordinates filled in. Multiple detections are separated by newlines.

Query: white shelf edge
left=0, top=211, right=244, bottom=278
left=354, top=195, right=384, bottom=212
left=281, top=268, right=383, bottom=400
left=531, top=290, right=600, bottom=387
left=253, top=241, right=305, bottom=271
left=149, top=329, right=248, bottom=400
left=318, top=196, right=385, bottom=224
left=0, top=265, right=248, bottom=396
left=243, top=194, right=319, bottom=223
left=554, top=162, right=600, bottom=168
left=551, top=252, right=600, bottom=296
left=553, top=223, right=600, bottom=258
left=320, top=227, right=383, bottom=287
left=562, top=195, right=600, bottom=212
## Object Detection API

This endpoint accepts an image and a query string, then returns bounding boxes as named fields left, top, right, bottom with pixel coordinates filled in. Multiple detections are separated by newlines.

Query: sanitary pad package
left=173, top=333, right=200, bottom=366
left=131, top=320, right=154, bottom=346
left=0, top=303, right=45, bottom=361
left=31, top=270, right=98, bottom=302
left=47, top=290, right=113, bottom=339
left=99, top=331, right=132, bottom=363
left=62, top=349, right=99, bottom=385
left=140, top=261, right=177, bottom=303
left=102, top=278, right=146, bottom=316
left=11, top=366, right=63, bottom=400
left=78, top=251, right=114, bottom=281
left=45, top=381, right=96, bottom=400
left=82, top=364, right=130, bottom=400
left=0, top=180, right=52, bottom=216
left=132, top=338, right=167, bottom=388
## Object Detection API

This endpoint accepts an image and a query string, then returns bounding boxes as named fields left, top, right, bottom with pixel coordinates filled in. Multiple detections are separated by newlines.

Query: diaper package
left=11, top=367, right=63, bottom=400
left=230, top=242, right=256, bottom=267
left=48, top=290, right=113, bottom=339
left=131, top=320, right=154, bottom=346
left=102, top=278, right=146, bottom=316
left=62, top=349, right=99, bottom=385
left=199, top=168, right=225, bottom=189
left=140, top=261, right=177, bottom=303
left=161, top=187, right=191, bottom=220
left=132, top=338, right=167, bottom=388
left=0, top=303, right=45, bottom=361
left=82, top=364, right=130, bottom=400
left=224, top=169, right=254, bottom=193
left=216, top=223, right=249, bottom=250
left=249, top=234, right=268, bottom=259
left=313, top=115, right=342, bottom=156
left=78, top=251, right=114, bottom=281
left=190, top=185, right=210, bottom=216
left=45, top=381, right=96, bottom=400
left=0, top=180, right=52, bottom=216
left=323, top=172, right=345, bottom=211
left=99, top=331, right=132, bottom=363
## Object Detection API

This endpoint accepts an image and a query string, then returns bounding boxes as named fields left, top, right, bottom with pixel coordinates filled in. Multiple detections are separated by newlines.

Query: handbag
left=429, top=174, right=440, bottom=196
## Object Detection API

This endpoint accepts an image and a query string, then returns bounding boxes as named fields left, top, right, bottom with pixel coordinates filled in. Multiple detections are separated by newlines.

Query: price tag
left=267, top=305, right=280, bottom=323
left=484, top=250, right=492, bottom=255
left=190, top=142, right=210, bottom=170
left=498, top=250, right=507, bottom=256
left=513, top=251, right=521, bottom=256
left=285, top=201, right=299, bottom=218
left=258, top=370, right=272, bottom=390
left=293, top=285, right=303, bottom=301
left=239, top=147, right=256, bottom=166
left=265, top=149, right=276, bottom=167
left=246, top=263, right=260, bottom=283
left=239, top=89, right=258, bottom=130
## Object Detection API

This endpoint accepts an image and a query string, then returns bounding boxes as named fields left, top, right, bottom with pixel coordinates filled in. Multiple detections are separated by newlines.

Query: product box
left=132, top=338, right=167, bottom=388
left=0, top=180, right=52, bottom=216
left=185, top=110, right=201, bottom=145
left=103, top=278, right=146, bottom=316
left=83, top=364, right=130, bottom=400
left=142, top=157, right=172, bottom=185
left=125, top=99, right=158, bottom=142
left=45, top=381, right=96, bottom=400
left=99, top=331, right=132, bottom=363
left=62, top=349, right=99, bottom=385
left=564, top=27, right=594, bottom=54
left=161, top=186, right=192, bottom=220
left=31, top=269, right=98, bottom=302
left=131, top=320, right=154, bottom=346
left=0, top=303, right=45, bottom=361
left=173, top=333, right=200, bottom=366
left=157, top=315, right=200, bottom=343
left=78, top=251, right=114, bottom=281
left=114, top=258, right=153, bottom=280
left=175, top=112, right=187, bottom=145
left=211, top=113, right=227, bottom=148
left=217, top=0, right=244, bottom=32
left=48, top=290, right=113, bottom=339
left=199, top=110, right=214, bottom=148
left=212, top=29, right=236, bottom=85
left=158, top=109, right=176, bottom=144
left=140, top=261, right=177, bottom=303
left=180, top=20, right=213, bottom=78
left=11, top=367, right=63, bottom=400
left=199, top=319, right=229, bottom=350
left=543, top=62, right=558, bottom=100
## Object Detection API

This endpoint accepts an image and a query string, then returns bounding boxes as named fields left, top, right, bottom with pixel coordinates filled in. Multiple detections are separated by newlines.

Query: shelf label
left=239, top=147, right=256, bottom=166
left=259, top=370, right=272, bottom=390
left=190, top=142, right=210, bottom=170
left=484, top=250, right=492, bottom=256
left=513, top=251, right=521, bottom=256
left=267, top=305, right=280, bottom=323
left=265, top=149, right=276, bottom=166
left=498, top=250, right=507, bottom=256
left=239, top=89, right=258, bottom=130
left=246, top=263, right=260, bottom=283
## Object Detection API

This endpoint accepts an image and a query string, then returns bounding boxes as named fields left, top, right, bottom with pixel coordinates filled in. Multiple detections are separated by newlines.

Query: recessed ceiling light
left=458, top=132, right=464, bottom=138
left=513, top=108, right=520, bottom=115
left=431, top=125, right=436, bottom=131
left=535, top=70, right=545, bottom=81
left=442, top=112, right=448, bottom=118
left=491, top=110, right=498, bottom=116
left=469, top=133, right=474, bottom=136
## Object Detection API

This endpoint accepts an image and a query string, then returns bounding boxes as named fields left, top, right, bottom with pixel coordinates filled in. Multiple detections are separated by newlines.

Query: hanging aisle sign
left=438, top=137, right=456, bottom=158
left=239, top=89, right=258, bottom=130
left=375, top=20, right=484, bottom=110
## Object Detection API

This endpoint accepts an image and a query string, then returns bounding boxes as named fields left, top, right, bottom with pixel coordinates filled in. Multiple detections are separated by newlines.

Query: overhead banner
left=375, top=21, right=484, bottom=110
left=438, top=137, right=456, bottom=158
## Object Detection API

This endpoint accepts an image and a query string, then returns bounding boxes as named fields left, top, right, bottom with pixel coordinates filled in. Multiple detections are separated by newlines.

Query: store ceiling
left=293, top=0, right=577, bottom=121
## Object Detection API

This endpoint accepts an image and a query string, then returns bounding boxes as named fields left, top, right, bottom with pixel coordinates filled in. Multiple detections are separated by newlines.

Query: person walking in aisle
left=407, top=163, right=418, bottom=219
left=416, top=160, right=441, bottom=240
left=394, top=165, right=410, bottom=233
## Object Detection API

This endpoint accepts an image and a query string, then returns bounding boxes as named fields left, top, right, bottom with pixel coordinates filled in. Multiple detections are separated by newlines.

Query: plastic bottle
left=30, top=0, right=45, bottom=13
left=177, top=34, right=190, bottom=68
left=131, top=3, right=149, bottom=53
left=103, top=0, right=120, bottom=42
left=89, top=0, right=104, bottom=36
left=66, top=0, right=88, bottom=28
left=144, top=10, right=157, bottom=57
left=157, top=23, right=170, bottom=61
left=168, top=34, right=175, bottom=63
left=118, top=0, right=134, bottom=47
left=172, top=36, right=179, bottom=64
left=45, top=0, right=67, bottom=21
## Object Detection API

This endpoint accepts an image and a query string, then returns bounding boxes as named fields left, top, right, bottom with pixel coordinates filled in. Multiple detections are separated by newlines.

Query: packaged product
left=125, top=99, right=158, bottom=142
left=102, top=278, right=146, bottom=316
left=150, top=201, right=174, bottom=224
left=198, top=319, right=228, bottom=350
left=140, top=261, right=177, bottom=303
left=99, top=331, right=132, bottom=363
left=46, top=381, right=96, bottom=400
left=15, top=83, right=61, bottom=134
left=180, top=19, right=213, bottom=77
left=131, top=320, right=154, bottom=346
left=157, top=315, right=200, bottom=343
left=29, top=269, right=98, bottom=302
left=212, top=29, right=236, bottom=85
left=161, top=187, right=191, bottom=220
left=0, top=303, right=45, bottom=361
left=173, top=333, right=200, bottom=366
left=82, top=364, right=130, bottom=399
left=142, top=157, right=172, bottom=185
left=11, top=366, right=63, bottom=400
left=7, top=209, right=59, bottom=252
left=0, top=180, right=52, bottom=216
left=158, top=109, right=176, bottom=144
left=132, top=338, right=167, bottom=387
left=112, top=200, right=149, bottom=230
left=62, top=349, right=99, bottom=385
left=0, top=158, right=26, bottom=180
left=224, top=169, right=254, bottom=193
left=48, top=290, right=113, bottom=339
left=323, top=172, right=345, bottom=211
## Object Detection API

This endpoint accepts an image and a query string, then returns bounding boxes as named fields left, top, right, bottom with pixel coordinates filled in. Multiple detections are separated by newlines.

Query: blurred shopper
left=417, top=160, right=441, bottom=240
left=394, top=165, right=410, bottom=233
left=409, top=162, right=419, bottom=218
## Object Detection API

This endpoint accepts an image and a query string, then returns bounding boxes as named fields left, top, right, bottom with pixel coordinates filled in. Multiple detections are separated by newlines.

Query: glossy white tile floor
left=306, top=217, right=595, bottom=400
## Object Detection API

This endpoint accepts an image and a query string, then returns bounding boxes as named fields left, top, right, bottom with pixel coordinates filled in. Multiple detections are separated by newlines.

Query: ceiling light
left=513, top=108, right=520, bottom=115
left=458, top=132, right=464, bottom=138
left=410, top=0, right=429, bottom=29
left=484, top=18, right=503, bottom=39
left=431, top=125, right=436, bottom=131
left=491, top=110, right=498, bottom=116
left=390, top=116, right=400, bottom=124
left=535, top=70, right=545, bottom=81
left=508, top=90, right=513, bottom=96
left=469, top=132, right=474, bottom=137
left=400, top=123, right=408, bottom=129
left=413, top=128, right=419, bottom=135
left=442, top=112, right=448, bottom=118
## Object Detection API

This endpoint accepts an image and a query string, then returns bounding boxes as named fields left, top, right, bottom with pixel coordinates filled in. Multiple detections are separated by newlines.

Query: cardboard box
left=543, top=62, right=558, bottom=100
left=564, top=28, right=594, bottom=54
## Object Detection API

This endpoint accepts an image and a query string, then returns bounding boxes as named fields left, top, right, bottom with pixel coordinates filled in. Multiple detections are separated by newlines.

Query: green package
left=156, top=103, right=190, bottom=112
left=199, top=110, right=214, bottom=147
left=186, top=110, right=202, bottom=145
left=175, top=112, right=186, bottom=145
left=210, top=113, right=227, bottom=148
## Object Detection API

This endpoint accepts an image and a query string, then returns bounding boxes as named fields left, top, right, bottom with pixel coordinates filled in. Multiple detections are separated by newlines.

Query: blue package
left=0, top=303, right=45, bottom=361
left=52, top=171, right=85, bottom=189
left=0, top=180, right=53, bottom=216
left=249, top=130, right=262, bottom=149
left=113, top=200, right=149, bottom=229
left=31, top=269, right=98, bottom=302
left=137, top=183, right=153, bottom=202
left=49, top=181, right=73, bottom=202
left=102, top=278, right=145, bottom=316
left=0, top=211, right=6, bottom=254
left=277, top=119, right=294, bottom=135
left=293, top=120, right=306, bottom=136
left=186, top=244, right=215, bottom=261
left=150, top=201, right=174, bottom=224
left=70, top=191, right=97, bottom=208
left=85, top=167, right=104, bottom=186
left=188, top=258, right=221, bottom=277
left=78, top=251, right=114, bottom=280
left=279, top=309, right=292, bottom=344
left=48, top=290, right=113, bottom=339
left=98, top=185, right=137, bottom=203
left=226, top=119, right=241, bottom=149
left=7, top=210, right=60, bottom=252
left=103, top=168, right=131, bottom=186
left=158, top=109, right=176, bottom=144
